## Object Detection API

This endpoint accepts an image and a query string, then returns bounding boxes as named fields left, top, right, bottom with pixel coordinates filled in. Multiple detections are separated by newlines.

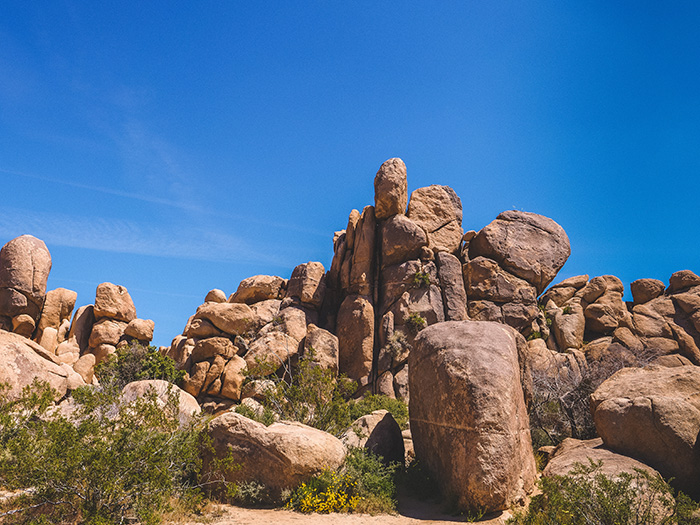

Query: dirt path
left=176, top=500, right=513, bottom=525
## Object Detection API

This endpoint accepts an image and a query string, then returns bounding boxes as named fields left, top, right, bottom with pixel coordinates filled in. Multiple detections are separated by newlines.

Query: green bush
left=412, top=270, right=431, bottom=288
left=248, top=351, right=357, bottom=436
left=508, top=460, right=700, bottom=525
left=349, top=395, right=409, bottom=430
left=95, top=342, right=185, bottom=392
left=0, top=380, right=206, bottom=524
left=406, top=312, right=426, bottom=334
left=285, top=448, right=399, bottom=515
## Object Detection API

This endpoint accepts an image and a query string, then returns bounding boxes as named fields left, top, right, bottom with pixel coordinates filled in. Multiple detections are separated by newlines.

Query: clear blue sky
left=2, top=2, right=698, bottom=346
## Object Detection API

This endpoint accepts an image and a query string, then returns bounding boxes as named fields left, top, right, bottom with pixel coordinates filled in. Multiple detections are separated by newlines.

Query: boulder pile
left=3, top=156, right=700, bottom=514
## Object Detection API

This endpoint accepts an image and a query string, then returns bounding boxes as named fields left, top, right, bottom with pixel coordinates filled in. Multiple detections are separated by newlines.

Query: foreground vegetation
left=509, top=461, right=699, bottom=525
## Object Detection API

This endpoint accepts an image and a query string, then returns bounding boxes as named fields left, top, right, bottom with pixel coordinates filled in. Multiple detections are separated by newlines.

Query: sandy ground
left=174, top=500, right=513, bottom=525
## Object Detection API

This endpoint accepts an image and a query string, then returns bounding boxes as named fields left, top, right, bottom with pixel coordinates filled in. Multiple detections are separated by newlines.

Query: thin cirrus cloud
left=0, top=205, right=286, bottom=266
left=1, top=167, right=329, bottom=237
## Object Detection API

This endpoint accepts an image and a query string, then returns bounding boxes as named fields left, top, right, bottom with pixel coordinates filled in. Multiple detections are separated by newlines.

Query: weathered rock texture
left=408, top=321, right=536, bottom=512
left=204, top=412, right=345, bottom=496
left=590, top=365, right=700, bottom=497
left=0, top=235, right=52, bottom=325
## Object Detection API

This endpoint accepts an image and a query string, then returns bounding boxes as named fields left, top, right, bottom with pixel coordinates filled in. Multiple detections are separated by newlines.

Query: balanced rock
left=194, top=302, right=257, bottom=336
left=630, top=279, right=666, bottom=305
left=591, top=365, right=700, bottom=496
left=0, top=235, right=52, bottom=321
left=204, top=412, right=345, bottom=496
left=124, top=318, right=154, bottom=341
left=470, top=210, right=570, bottom=294
left=409, top=321, right=536, bottom=512
left=229, top=275, right=286, bottom=305
left=93, top=282, right=137, bottom=322
left=374, top=157, right=408, bottom=220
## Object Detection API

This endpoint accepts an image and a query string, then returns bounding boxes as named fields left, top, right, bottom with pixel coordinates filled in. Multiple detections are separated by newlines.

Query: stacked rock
left=168, top=265, right=339, bottom=404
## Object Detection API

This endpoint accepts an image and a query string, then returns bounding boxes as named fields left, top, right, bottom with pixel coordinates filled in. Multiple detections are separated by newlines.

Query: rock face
left=407, top=185, right=463, bottom=254
left=204, top=412, right=346, bottom=496
left=408, top=321, right=536, bottom=512
left=0, top=329, right=75, bottom=399
left=590, top=365, right=700, bottom=497
left=0, top=235, right=52, bottom=324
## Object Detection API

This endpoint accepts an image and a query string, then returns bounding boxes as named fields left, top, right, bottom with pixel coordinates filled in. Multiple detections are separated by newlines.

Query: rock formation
left=408, top=321, right=536, bottom=512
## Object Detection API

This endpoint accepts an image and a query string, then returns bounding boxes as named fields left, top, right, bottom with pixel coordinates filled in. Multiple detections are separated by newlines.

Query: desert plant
left=508, top=460, right=699, bottom=524
left=0, top=380, right=208, bottom=524
left=406, top=312, right=426, bottom=334
left=528, top=346, right=662, bottom=448
left=349, top=395, right=409, bottom=430
left=248, top=351, right=357, bottom=436
left=412, top=270, right=431, bottom=288
left=285, top=448, right=399, bottom=515
left=95, top=341, right=185, bottom=392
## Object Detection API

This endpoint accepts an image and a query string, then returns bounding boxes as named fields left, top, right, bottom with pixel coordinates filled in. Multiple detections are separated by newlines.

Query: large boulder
left=407, top=185, right=463, bottom=254
left=408, top=321, right=536, bottom=512
left=93, top=282, right=137, bottom=322
left=35, top=288, right=77, bottom=343
left=121, top=380, right=201, bottom=427
left=0, top=329, right=74, bottom=399
left=349, top=206, right=376, bottom=296
left=544, top=437, right=661, bottom=479
left=470, top=210, right=570, bottom=294
left=229, top=275, right=286, bottom=305
left=590, top=365, right=700, bottom=497
left=0, top=235, right=52, bottom=321
left=285, top=262, right=326, bottom=310
left=380, top=215, right=428, bottom=268
left=204, top=412, right=345, bottom=496
left=193, top=302, right=258, bottom=336
left=374, top=157, right=408, bottom=220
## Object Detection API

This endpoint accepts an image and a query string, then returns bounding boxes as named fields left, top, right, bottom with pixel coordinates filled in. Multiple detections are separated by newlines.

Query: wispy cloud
left=0, top=206, right=289, bottom=267
left=1, top=166, right=329, bottom=237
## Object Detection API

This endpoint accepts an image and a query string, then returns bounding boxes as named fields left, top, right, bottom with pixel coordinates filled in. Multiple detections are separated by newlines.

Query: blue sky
left=1, top=2, right=699, bottom=346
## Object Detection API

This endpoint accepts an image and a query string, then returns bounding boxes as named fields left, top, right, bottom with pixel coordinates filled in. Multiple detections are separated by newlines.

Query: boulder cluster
left=2, top=157, right=699, bottom=514
left=0, top=235, right=154, bottom=395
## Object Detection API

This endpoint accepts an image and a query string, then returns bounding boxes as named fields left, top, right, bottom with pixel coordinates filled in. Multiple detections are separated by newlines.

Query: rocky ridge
left=1, top=157, right=699, bottom=513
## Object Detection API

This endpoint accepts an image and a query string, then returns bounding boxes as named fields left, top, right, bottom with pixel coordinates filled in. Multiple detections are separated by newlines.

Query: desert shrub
left=285, top=469, right=359, bottom=513
left=230, top=481, right=273, bottom=507
left=248, top=351, right=357, bottom=436
left=234, top=402, right=276, bottom=426
left=286, top=448, right=399, bottom=515
left=508, top=460, right=699, bottom=525
left=0, top=380, right=216, bottom=525
left=412, top=270, right=431, bottom=288
left=406, top=312, right=426, bottom=334
left=349, top=394, right=409, bottom=430
left=529, top=347, right=661, bottom=448
left=95, top=342, right=185, bottom=391
left=344, top=447, right=399, bottom=514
